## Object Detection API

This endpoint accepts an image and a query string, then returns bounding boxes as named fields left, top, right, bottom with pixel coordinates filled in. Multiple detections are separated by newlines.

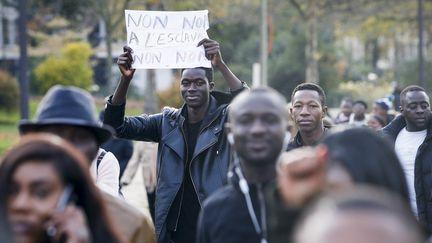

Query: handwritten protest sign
left=125, top=10, right=211, bottom=69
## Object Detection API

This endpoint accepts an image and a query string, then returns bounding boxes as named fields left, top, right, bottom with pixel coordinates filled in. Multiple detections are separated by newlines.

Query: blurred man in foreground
left=197, top=87, right=289, bottom=243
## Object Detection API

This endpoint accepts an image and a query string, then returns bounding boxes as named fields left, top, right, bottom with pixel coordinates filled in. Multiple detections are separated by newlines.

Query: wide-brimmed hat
left=19, top=85, right=114, bottom=145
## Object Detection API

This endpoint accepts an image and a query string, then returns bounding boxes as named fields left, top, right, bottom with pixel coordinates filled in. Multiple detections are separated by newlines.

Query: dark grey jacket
left=197, top=166, right=269, bottom=243
left=382, top=115, right=432, bottom=233
left=286, top=127, right=329, bottom=151
left=104, top=88, right=247, bottom=242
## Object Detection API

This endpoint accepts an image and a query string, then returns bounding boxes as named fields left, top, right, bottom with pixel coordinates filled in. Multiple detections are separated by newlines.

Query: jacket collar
left=382, top=115, right=406, bottom=140
left=383, top=115, right=432, bottom=141
left=290, top=127, right=328, bottom=148
left=292, top=132, right=303, bottom=147
left=177, top=95, right=225, bottom=129
left=162, top=95, right=226, bottom=161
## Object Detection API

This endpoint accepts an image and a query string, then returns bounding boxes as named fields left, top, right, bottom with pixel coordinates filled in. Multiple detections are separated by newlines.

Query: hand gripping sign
left=125, top=10, right=211, bottom=69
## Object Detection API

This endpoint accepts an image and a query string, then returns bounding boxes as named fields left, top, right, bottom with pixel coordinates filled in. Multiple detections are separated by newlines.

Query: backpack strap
left=96, top=150, right=107, bottom=176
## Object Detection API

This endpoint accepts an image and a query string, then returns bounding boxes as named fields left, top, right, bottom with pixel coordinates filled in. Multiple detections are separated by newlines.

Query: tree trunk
left=305, top=4, right=319, bottom=83
left=372, top=38, right=379, bottom=72
left=105, top=19, right=114, bottom=89
left=144, top=70, right=159, bottom=114
left=393, top=33, right=400, bottom=80
left=142, top=2, right=163, bottom=113
left=18, top=0, right=29, bottom=119
left=54, top=0, right=63, bottom=16
left=260, top=0, right=268, bottom=86
left=418, top=0, right=425, bottom=88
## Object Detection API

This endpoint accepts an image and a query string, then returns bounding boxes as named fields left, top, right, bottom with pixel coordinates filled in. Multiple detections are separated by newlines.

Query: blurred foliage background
left=1, top=0, right=432, bottom=153
left=5, top=0, right=432, bottom=105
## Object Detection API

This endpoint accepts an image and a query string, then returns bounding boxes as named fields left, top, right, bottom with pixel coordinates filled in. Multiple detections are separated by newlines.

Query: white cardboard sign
left=125, top=10, right=211, bottom=69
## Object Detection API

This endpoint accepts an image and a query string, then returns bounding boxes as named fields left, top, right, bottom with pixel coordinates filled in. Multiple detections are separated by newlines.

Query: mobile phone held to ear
left=46, top=185, right=75, bottom=238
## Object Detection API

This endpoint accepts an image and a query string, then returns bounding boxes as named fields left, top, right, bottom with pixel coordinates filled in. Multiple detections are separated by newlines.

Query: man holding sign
left=104, top=11, right=247, bottom=242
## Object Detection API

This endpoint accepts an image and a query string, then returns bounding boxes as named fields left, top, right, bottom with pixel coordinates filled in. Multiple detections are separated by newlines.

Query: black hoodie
left=196, top=166, right=271, bottom=243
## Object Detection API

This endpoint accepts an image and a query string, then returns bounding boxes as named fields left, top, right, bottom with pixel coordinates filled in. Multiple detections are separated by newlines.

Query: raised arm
left=111, top=46, right=136, bottom=105
left=104, top=46, right=162, bottom=142
left=198, top=38, right=243, bottom=91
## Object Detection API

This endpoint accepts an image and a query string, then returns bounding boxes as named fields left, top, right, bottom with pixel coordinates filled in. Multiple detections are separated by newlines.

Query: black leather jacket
left=104, top=87, right=247, bottom=242
left=382, top=115, right=432, bottom=233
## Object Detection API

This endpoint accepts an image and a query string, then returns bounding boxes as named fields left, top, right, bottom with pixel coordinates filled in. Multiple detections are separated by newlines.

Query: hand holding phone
left=46, top=185, right=74, bottom=237
left=118, top=46, right=135, bottom=81
left=45, top=185, right=90, bottom=243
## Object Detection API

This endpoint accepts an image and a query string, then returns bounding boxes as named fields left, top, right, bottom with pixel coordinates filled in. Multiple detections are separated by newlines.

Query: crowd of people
left=333, top=96, right=395, bottom=130
left=1, top=37, right=431, bottom=243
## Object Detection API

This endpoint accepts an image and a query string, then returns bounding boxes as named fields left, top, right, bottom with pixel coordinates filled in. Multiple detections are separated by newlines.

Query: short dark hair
left=353, top=100, right=368, bottom=110
left=341, top=98, right=353, bottom=105
left=370, top=115, right=386, bottom=127
left=291, top=83, right=326, bottom=106
left=181, top=67, right=214, bottom=83
left=400, top=85, right=427, bottom=105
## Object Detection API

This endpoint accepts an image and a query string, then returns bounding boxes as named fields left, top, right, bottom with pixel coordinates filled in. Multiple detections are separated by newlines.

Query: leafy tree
left=336, top=80, right=392, bottom=106
left=34, top=42, right=94, bottom=93
left=0, top=71, right=19, bottom=112
left=23, top=0, right=432, bottom=105
left=157, top=81, right=183, bottom=108
left=395, top=60, right=432, bottom=88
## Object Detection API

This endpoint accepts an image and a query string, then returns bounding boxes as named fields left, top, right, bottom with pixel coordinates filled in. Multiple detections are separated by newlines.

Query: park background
left=0, top=0, right=431, bottom=154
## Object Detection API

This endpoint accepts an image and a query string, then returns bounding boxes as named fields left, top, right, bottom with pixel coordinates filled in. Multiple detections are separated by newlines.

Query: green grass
left=0, top=99, right=39, bottom=155
left=0, top=123, right=19, bottom=155
left=0, top=111, right=22, bottom=156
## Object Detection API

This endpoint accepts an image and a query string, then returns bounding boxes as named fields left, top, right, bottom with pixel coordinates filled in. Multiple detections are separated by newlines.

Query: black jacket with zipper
left=382, top=115, right=432, bottom=233
left=196, top=166, right=271, bottom=243
left=286, top=127, right=329, bottom=151
left=104, top=86, right=247, bottom=242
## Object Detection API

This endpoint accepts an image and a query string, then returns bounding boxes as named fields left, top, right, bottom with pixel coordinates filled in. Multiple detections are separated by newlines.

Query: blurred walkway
left=122, top=162, right=151, bottom=217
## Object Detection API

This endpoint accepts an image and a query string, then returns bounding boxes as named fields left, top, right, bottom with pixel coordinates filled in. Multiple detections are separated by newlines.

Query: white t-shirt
left=90, top=148, right=121, bottom=197
left=395, top=127, right=427, bottom=216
